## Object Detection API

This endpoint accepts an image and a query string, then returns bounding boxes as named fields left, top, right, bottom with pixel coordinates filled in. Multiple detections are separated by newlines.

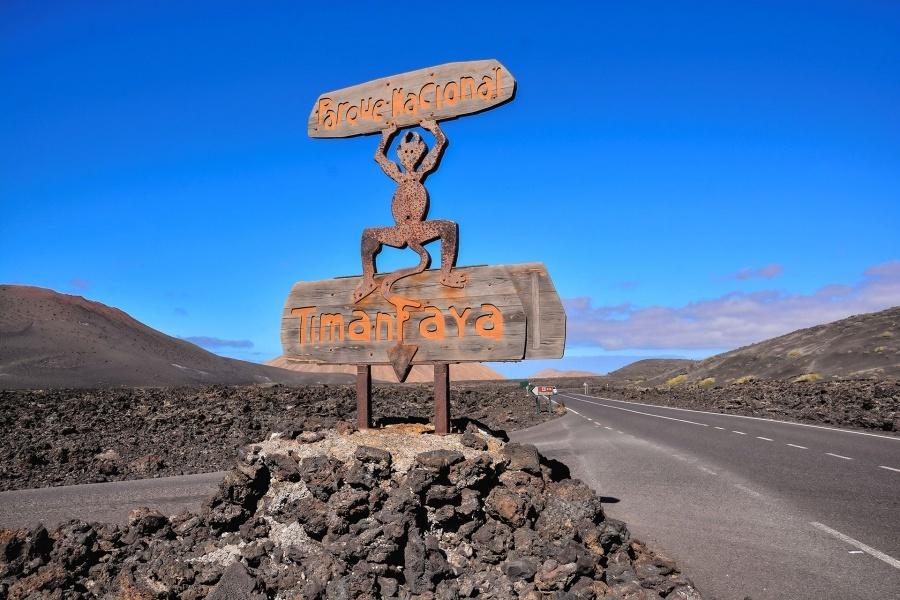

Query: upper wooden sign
left=308, top=59, right=516, bottom=138
left=281, top=262, right=564, bottom=366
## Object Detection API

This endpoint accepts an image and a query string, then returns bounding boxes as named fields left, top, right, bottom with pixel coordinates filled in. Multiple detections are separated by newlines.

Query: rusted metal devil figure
left=352, top=120, right=467, bottom=306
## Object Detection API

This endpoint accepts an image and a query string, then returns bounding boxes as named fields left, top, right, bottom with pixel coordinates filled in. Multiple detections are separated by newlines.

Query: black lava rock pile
left=0, top=425, right=702, bottom=599
left=0, top=382, right=562, bottom=491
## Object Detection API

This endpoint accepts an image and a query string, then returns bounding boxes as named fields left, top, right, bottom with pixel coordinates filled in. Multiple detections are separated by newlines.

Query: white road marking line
left=734, top=484, right=762, bottom=498
left=756, top=436, right=773, bottom=441
left=698, top=466, right=718, bottom=476
left=568, top=408, right=581, bottom=416
left=878, top=465, right=900, bottom=473
left=811, top=522, right=900, bottom=570
left=714, top=426, right=725, bottom=430
left=849, top=550, right=864, bottom=554
left=826, top=452, right=853, bottom=460
left=604, top=426, right=613, bottom=430
left=786, top=444, right=808, bottom=449
left=559, top=394, right=708, bottom=427
left=571, top=393, right=900, bottom=441
left=617, top=430, right=624, bottom=434
left=733, top=431, right=747, bottom=435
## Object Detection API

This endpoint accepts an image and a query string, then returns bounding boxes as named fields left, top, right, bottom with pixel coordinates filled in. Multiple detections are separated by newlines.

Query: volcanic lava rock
left=0, top=381, right=563, bottom=492
left=0, top=425, right=703, bottom=599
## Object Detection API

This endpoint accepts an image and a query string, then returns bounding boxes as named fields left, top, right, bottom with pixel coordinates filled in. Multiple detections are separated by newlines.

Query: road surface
left=512, top=392, right=900, bottom=600
left=0, top=472, right=225, bottom=529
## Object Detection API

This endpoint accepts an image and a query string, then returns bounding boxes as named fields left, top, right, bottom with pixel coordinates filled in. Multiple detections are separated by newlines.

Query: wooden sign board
left=281, top=263, right=563, bottom=365
left=308, top=59, right=516, bottom=138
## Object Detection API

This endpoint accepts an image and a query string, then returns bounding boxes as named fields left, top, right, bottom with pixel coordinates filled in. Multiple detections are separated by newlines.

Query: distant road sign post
left=283, top=60, right=566, bottom=434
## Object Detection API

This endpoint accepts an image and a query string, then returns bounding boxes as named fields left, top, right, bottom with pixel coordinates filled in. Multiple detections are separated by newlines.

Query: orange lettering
left=418, top=306, right=445, bottom=340
left=337, top=102, right=350, bottom=125
left=475, top=304, right=504, bottom=339
left=448, top=306, right=471, bottom=337
left=477, top=75, right=494, bottom=100
left=392, top=88, right=404, bottom=118
left=347, top=310, right=371, bottom=341
left=317, top=98, right=336, bottom=130
left=443, top=81, right=458, bottom=105
left=372, top=98, right=385, bottom=122
left=404, top=92, right=418, bottom=115
left=494, top=67, right=502, bottom=99
left=346, top=104, right=359, bottom=126
left=291, top=307, right=317, bottom=344
left=460, top=77, right=476, bottom=100
left=419, top=82, right=435, bottom=111
left=320, top=314, right=344, bottom=342
left=376, top=312, right=394, bottom=341
left=359, top=98, right=373, bottom=121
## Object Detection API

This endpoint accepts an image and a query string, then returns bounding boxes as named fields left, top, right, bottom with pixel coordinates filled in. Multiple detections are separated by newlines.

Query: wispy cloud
left=182, top=336, right=254, bottom=349
left=69, top=277, right=90, bottom=291
left=566, top=260, right=900, bottom=351
left=173, top=307, right=189, bottom=317
left=729, top=264, right=784, bottom=280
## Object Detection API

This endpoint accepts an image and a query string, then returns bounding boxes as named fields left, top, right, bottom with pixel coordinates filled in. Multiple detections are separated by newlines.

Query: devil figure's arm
left=417, top=120, right=446, bottom=175
left=374, top=124, right=402, bottom=182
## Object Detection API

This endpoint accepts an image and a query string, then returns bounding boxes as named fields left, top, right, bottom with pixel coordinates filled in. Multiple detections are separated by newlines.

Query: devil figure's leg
left=379, top=241, right=431, bottom=303
left=416, top=220, right=466, bottom=288
left=353, top=227, right=405, bottom=303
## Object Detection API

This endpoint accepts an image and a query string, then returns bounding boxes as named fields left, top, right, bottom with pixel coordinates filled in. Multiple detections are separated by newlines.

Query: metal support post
left=357, top=365, right=372, bottom=430
left=434, top=363, right=450, bottom=435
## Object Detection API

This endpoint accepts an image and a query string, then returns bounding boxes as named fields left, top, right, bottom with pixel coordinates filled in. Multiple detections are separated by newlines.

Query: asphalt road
left=512, top=393, right=900, bottom=600
left=0, top=471, right=225, bottom=529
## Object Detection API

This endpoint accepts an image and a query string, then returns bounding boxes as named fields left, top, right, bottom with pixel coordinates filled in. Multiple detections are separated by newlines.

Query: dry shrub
left=794, top=373, right=822, bottom=383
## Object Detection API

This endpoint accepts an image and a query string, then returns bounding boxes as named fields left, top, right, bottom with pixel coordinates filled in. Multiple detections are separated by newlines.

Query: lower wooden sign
left=280, top=262, right=564, bottom=365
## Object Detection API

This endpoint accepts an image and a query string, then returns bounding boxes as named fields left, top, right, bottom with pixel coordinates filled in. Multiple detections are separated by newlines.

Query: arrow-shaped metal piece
left=388, top=343, right=418, bottom=382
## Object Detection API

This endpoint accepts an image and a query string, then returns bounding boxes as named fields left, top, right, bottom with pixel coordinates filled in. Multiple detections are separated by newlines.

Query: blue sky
left=2, top=1, right=898, bottom=377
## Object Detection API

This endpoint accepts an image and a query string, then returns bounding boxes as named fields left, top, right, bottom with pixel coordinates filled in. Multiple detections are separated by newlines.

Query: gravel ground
left=0, top=382, right=561, bottom=491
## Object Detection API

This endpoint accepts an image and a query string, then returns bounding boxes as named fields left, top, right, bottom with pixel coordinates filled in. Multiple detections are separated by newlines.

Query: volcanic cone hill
left=530, top=368, right=603, bottom=378
left=267, top=357, right=505, bottom=384
left=604, top=360, right=699, bottom=386
left=638, top=307, right=900, bottom=386
left=0, top=285, right=352, bottom=389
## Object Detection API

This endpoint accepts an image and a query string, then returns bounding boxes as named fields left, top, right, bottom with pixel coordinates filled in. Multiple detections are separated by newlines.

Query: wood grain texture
left=308, top=59, right=516, bottom=138
left=507, top=263, right=566, bottom=360
left=280, top=263, right=565, bottom=365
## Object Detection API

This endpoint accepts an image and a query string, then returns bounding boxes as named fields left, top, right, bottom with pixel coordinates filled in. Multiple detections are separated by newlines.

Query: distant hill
left=0, top=285, right=352, bottom=388
left=267, top=357, right=504, bottom=383
left=605, top=359, right=698, bottom=385
left=530, top=368, right=602, bottom=379
left=638, top=307, right=900, bottom=386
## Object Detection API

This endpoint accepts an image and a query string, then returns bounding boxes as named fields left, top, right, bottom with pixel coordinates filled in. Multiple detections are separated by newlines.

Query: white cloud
left=730, top=264, right=784, bottom=280
left=565, top=260, right=900, bottom=350
left=181, top=336, right=254, bottom=349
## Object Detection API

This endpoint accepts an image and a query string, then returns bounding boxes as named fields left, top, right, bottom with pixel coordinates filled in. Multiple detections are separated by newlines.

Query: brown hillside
left=0, top=285, right=352, bottom=388
left=644, top=306, right=900, bottom=385
left=267, top=356, right=504, bottom=383
left=605, top=359, right=698, bottom=385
